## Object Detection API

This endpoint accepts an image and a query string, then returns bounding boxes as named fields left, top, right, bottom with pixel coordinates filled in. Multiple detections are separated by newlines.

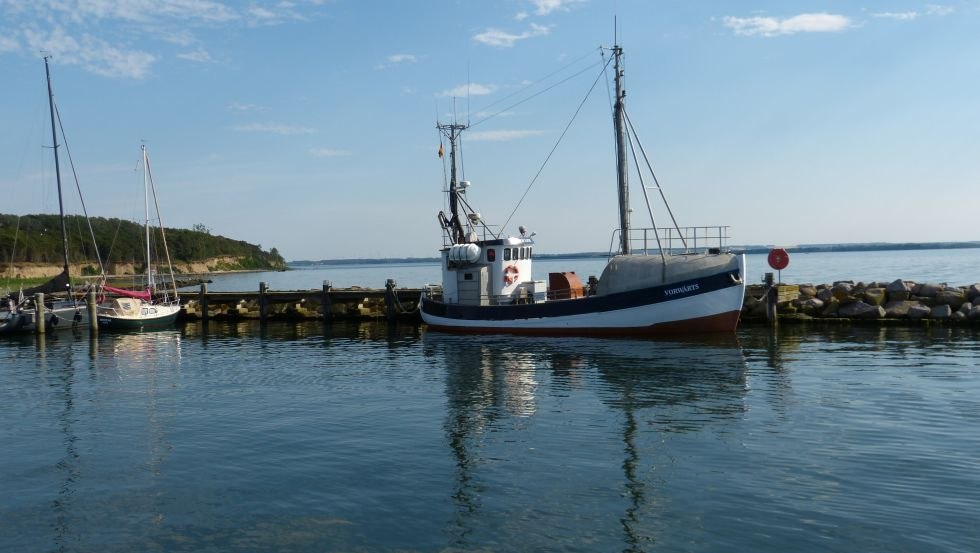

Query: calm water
left=2, top=322, right=979, bottom=552
left=207, top=247, right=980, bottom=292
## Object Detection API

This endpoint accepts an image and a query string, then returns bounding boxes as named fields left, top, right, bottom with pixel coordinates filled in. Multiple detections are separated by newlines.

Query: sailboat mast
left=142, top=144, right=152, bottom=294
left=44, top=56, right=71, bottom=280
left=613, top=45, right=631, bottom=256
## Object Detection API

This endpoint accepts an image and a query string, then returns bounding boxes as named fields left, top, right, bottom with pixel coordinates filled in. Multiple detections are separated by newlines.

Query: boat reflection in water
left=423, top=331, right=747, bottom=551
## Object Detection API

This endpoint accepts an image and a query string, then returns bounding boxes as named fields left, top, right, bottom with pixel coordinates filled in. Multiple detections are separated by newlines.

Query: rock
left=936, top=288, right=966, bottom=308
left=958, top=302, right=972, bottom=315
left=886, top=280, right=911, bottom=301
left=974, top=296, right=980, bottom=307
left=800, top=298, right=824, bottom=313
left=968, top=284, right=980, bottom=300
left=863, top=287, right=887, bottom=306
left=886, top=279, right=911, bottom=293
left=911, top=296, right=935, bottom=307
left=817, top=288, right=835, bottom=302
left=820, top=298, right=840, bottom=317
left=930, top=304, right=952, bottom=319
left=951, top=311, right=966, bottom=322
left=799, top=284, right=817, bottom=298
left=839, top=301, right=884, bottom=319
left=969, top=305, right=980, bottom=320
left=914, top=283, right=945, bottom=298
left=909, top=304, right=931, bottom=320
left=831, top=282, right=853, bottom=300
left=884, top=300, right=913, bottom=318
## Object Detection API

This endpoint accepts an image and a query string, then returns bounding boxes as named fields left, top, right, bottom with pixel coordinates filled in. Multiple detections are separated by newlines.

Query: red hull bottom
left=423, top=309, right=742, bottom=337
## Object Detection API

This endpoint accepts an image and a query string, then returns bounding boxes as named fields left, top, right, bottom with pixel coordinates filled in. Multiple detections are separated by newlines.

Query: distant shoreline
left=290, top=241, right=980, bottom=267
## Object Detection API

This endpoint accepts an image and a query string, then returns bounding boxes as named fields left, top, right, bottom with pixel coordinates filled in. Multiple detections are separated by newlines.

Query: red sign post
left=767, top=248, right=789, bottom=282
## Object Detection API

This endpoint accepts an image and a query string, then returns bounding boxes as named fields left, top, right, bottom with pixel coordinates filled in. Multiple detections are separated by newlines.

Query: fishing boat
left=0, top=57, right=101, bottom=335
left=419, top=44, right=746, bottom=335
left=97, top=145, right=181, bottom=330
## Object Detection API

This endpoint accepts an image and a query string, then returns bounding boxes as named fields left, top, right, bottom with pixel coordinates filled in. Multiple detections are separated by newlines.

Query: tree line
left=0, top=214, right=286, bottom=271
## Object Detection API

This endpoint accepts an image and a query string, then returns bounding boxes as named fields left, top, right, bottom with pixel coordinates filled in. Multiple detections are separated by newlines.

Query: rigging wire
left=624, top=119, right=665, bottom=261
left=470, top=48, right=600, bottom=125
left=623, top=108, right=686, bottom=248
left=470, top=57, right=604, bottom=129
left=54, top=103, right=106, bottom=279
left=499, top=54, right=614, bottom=235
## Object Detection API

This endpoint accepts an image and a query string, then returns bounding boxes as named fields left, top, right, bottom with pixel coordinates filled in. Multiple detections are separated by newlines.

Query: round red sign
left=767, top=248, right=790, bottom=271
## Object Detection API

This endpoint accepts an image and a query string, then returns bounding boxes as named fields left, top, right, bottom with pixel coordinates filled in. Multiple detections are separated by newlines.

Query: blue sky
left=2, top=0, right=978, bottom=261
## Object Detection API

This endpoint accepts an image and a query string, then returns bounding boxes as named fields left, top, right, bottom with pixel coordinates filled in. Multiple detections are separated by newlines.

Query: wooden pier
left=181, top=280, right=422, bottom=323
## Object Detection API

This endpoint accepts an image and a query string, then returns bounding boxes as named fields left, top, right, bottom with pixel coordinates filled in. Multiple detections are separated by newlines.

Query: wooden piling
left=199, top=282, right=209, bottom=321
left=764, top=272, right=778, bottom=328
left=321, top=281, right=332, bottom=322
left=87, top=287, right=98, bottom=333
left=35, top=293, right=45, bottom=334
left=384, top=279, right=397, bottom=324
left=259, top=281, right=268, bottom=324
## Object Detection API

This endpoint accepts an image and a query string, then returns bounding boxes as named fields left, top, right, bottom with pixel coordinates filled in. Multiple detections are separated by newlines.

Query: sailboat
left=97, top=144, right=181, bottom=330
left=419, top=44, right=746, bottom=335
left=0, top=56, right=100, bottom=335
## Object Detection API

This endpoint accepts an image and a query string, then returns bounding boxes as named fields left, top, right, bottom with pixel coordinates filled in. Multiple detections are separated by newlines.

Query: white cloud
left=723, top=13, right=852, bottom=37
left=232, top=123, right=316, bottom=135
left=377, top=53, right=419, bottom=69
left=177, top=48, right=212, bottom=62
left=309, top=148, right=351, bottom=158
left=473, top=23, right=551, bottom=48
left=0, top=33, right=19, bottom=53
left=387, top=53, right=417, bottom=64
left=530, top=0, right=583, bottom=16
left=926, top=4, right=954, bottom=16
left=226, top=102, right=261, bottom=112
left=23, top=26, right=156, bottom=78
left=440, top=83, right=496, bottom=97
left=468, top=129, right=546, bottom=141
left=515, top=11, right=529, bottom=21
left=873, top=12, right=919, bottom=20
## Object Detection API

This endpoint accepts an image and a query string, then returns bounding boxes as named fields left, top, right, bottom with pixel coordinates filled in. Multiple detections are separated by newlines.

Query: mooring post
left=259, top=281, right=268, bottom=324
left=35, top=293, right=46, bottom=334
left=87, top=287, right=98, bottom=334
left=764, top=272, right=778, bottom=327
left=385, top=279, right=397, bottom=324
left=199, top=282, right=209, bottom=321
left=321, top=280, right=332, bottom=322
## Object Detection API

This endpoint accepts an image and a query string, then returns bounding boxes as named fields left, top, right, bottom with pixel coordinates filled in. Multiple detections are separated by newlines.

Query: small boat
left=97, top=145, right=181, bottom=330
left=1, top=57, right=99, bottom=335
left=419, top=44, right=746, bottom=336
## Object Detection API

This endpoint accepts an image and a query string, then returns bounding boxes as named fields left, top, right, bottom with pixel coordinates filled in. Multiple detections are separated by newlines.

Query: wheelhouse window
left=504, top=248, right=512, bottom=261
left=487, top=248, right=496, bottom=262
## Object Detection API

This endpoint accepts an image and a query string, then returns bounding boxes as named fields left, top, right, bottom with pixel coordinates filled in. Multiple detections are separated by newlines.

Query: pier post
left=321, top=280, right=332, bottom=322
left=764, top=272, right=778, bottom=328
left=199, top=283, right=209, bottom=321
left=35, top=293, right=45, bottom=334
left=385, top=279, right=397, bottom=324
left=259, top=281, right=268, bottom=324
left=87, top=287, right=98, bottom=334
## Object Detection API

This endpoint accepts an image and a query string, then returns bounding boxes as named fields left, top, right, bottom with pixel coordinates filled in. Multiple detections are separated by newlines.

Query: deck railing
left=608, top=226, right=731, bottom=258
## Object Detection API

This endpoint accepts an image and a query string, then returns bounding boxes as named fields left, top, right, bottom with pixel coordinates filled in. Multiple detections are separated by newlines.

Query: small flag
left=438, top=142, right=444, bottom=158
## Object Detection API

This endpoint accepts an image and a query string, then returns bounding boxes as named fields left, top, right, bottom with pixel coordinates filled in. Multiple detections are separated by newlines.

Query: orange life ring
left=503, top=265, right=519, bottom=285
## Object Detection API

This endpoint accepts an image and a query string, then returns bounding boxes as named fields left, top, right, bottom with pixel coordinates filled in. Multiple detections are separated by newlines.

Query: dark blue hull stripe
left=422, top=269, right=740, bottom=322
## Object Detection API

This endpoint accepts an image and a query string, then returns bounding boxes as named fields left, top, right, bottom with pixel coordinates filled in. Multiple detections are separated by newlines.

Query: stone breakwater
left=744, top=280, right=980, bottom=323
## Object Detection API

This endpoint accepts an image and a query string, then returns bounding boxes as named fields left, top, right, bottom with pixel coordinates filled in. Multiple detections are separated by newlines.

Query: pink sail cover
left=103, top=285, right=152, bottom=301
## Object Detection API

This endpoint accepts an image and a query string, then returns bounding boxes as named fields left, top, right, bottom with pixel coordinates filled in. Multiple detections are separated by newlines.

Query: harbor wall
left=743, top=280, right=980, bottom=324
left=176, top=279, right=980, bottom=326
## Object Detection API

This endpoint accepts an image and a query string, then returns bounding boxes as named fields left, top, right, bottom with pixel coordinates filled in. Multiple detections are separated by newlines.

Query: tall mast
left=613, top=44, right=630, bottom=256
left=142, top=144, right=153, bottom=293
left=44, top=56, right=72, bottom=283
left=437, top=122, right=468, bottom=244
